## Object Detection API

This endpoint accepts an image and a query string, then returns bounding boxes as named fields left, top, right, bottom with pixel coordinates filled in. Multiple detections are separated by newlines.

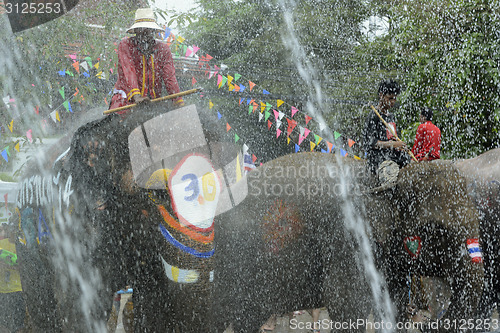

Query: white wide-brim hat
left=127, top=8, right=163, bottom=34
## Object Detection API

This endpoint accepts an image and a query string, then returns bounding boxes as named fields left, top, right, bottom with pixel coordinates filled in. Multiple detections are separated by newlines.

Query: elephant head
left=455, top=148, right=500, bottom=318
left=366, top=160, right=484, bottom=327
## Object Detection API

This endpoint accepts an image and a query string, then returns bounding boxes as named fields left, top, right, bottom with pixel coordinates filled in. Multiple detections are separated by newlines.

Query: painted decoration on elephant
left=467, top=238, right=483, bottom=263
left=169, top=153, right=222, bottom=232
left=404, top=236, right=422, bottom=258
left=262, top=199, right=304, bottom=254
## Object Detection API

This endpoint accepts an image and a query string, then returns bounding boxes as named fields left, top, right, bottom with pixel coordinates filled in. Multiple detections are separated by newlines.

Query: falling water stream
left=279, top=0, right=396, bottom=330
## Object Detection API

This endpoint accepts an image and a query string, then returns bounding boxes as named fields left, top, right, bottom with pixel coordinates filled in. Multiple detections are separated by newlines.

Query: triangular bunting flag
left=260, top=101, right=266, bottom=113
left=228, top=83, right=235, bottom=91
left=314, top=134, right=323, bottom=145
left=59, top=87, right=65, bottom=99
left=227, top=75, right=233, bottom=86
left=277, top=99, right=284, bottom=108
left=305, top=115, right=312, bottom=125
left=72, top=62, right=80, bottom=73
left=287, top=137, right=291, bottom=144
left=273, top=110, right=279, bottom=121
left=303, top=128, right=310, bottom=138
left=234, top=133, right=239, bottom=143
left=226, top=123, right=231, bottom=132
left=291, top=106, right=298, bottom=118
left=217, top=74, right=223, bottom=87
left=209, top=100, right=214, bottom=109
left=262, top=89, right=270, bottom=95
left=295, top=144, right=300, bottom=153
left=276, top=120, right=282, bottom=129
left=276, top=129, right=282, bottom=138
left=348, top=139, right=356, bottom=147
left=56, top=111, right=60, bottom=122
left=217, top=111, right=222, bottom=119
left=340, top=149, right=347, bottom=157
left=14, top=142, right=20, bottom=152
left=1, top=150, right=7, bottom=162
left=192, top=77, right=197, bottom=86
left=7, top=120, right=13, bottom=133
left=239, top=84, right=246, bottom=92
left=248, top=105, right=253, bottom=115
left=234, top=73, right=241, bottom=81
left=26, top=129, right=33, bottom=143
left=267, top=120, right=272, bottom=129
left=80, top=61, right=89, bottom=72
left=334, top=131, right=342, bottom=140
left=298, top=134, right=305, bottom=145
left=264, top=111, right=271, bottom=121
left=239, top=98, right=244, bottom=105
left=286, top=119, right=297, bottom=136
left=310, top=142, right=316, bottom=151
left=85, top=56, right=92, bottom=67
left=234, top=85, right=240, bottom=92
left=258, top=113, right=264, bottom=122
left=248, top=81, right=256, bottom=91
left=327, top=141, right=333, bottom=153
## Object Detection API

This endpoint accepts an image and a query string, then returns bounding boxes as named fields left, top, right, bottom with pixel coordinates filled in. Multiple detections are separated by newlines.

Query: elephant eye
left=145, top=168, right=171, bottom=190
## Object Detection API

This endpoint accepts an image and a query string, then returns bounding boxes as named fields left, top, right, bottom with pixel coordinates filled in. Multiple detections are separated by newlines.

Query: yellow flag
left=277, top=99, right=284, bottom=108
left=287, top=137, right=290, bottom=145
left=260, top=101, right=266, bottom=113
left=56, top=111, right=60, bottom=122
left=7, top=120, right=13, bottom=132
left=177, top=36, right=185, bottom=43
left=227, top=75, right=233, bottom=86
left=209, top=100, right=214, bottom=109
left=236, top=154, right=242, bottom=181
left=310, top=142, right=316, bottom=151
left=228, top=83, right=235, bottom=91
left=94, top=62, right=99, bottom=70
left=14, top=142, right=20, bottom=152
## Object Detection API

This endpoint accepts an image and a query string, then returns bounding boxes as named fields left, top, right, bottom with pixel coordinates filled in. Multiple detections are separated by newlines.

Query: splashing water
left=279, top=0, right=395, bottom=330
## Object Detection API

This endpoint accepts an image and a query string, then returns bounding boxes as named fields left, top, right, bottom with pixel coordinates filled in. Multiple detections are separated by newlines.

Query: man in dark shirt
left=362, top=79, right=411, bottom=175
left=411, top=108, right=441, bottom=161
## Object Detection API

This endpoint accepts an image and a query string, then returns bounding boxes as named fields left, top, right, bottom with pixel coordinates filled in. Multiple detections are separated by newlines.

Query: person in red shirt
left=411, top=108, right=441, bottom=161
left=109, top=8, right=184, bottom=111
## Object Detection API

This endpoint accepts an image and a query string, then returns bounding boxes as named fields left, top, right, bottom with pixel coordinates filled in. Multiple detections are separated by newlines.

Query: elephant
left=364, top=160, right=485, bottom=330
left=14, top=99, right=492, bottom=332
left=455, top=149, right=500, bottom=319
left=14, top=103, right=376, bottom=332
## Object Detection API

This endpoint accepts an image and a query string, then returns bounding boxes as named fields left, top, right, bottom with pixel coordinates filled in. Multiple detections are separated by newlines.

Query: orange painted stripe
left=157, top=205, right=214, bottom=244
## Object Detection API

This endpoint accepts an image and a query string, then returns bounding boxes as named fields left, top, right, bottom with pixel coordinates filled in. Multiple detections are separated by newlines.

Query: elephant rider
left=411, top=107, right=441, bottom=162
left=108, top=8, right=185, bottom=113
left=362, top=79, right=411, bottom=183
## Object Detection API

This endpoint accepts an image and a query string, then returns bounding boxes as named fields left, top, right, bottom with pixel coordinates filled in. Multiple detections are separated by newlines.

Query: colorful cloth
left=411, top=121, right=441, bottom=161
left=109, top=37, right=183, bottom=110
left=0, top=238, right=22, bottom=294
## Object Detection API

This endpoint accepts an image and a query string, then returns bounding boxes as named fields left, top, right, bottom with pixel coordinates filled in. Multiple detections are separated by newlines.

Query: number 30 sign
left=169, top=154, right=222, bottom=232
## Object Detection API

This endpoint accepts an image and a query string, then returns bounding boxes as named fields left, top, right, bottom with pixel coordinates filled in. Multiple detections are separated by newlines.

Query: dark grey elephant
left=365, top=160, right=484, bottom=329
left=456, top=148, right=500, bottom=319
left=14, top=103, right=374, bottom=332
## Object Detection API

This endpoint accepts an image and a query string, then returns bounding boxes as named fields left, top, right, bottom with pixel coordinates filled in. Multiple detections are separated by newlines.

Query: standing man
left=109, top=8, right=184, bottom=111
left=362, top=79, right=411, bottom=176
left=411, top=108, right=441, bottom=161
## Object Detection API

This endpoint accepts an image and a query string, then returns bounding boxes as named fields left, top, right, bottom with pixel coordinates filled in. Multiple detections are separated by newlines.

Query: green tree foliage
left=390, top=0, right=500, bottom=158
left=181, top=0, right=375, bottom=158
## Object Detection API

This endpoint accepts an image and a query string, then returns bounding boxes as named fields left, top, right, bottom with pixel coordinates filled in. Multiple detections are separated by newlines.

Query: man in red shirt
left=411, top=108, right=441, bottom=161
left=109, top=8, right=184, bottom=111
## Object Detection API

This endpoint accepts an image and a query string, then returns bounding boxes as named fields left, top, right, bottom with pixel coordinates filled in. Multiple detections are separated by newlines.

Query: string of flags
left=163, top=31, right=363, bottom=161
